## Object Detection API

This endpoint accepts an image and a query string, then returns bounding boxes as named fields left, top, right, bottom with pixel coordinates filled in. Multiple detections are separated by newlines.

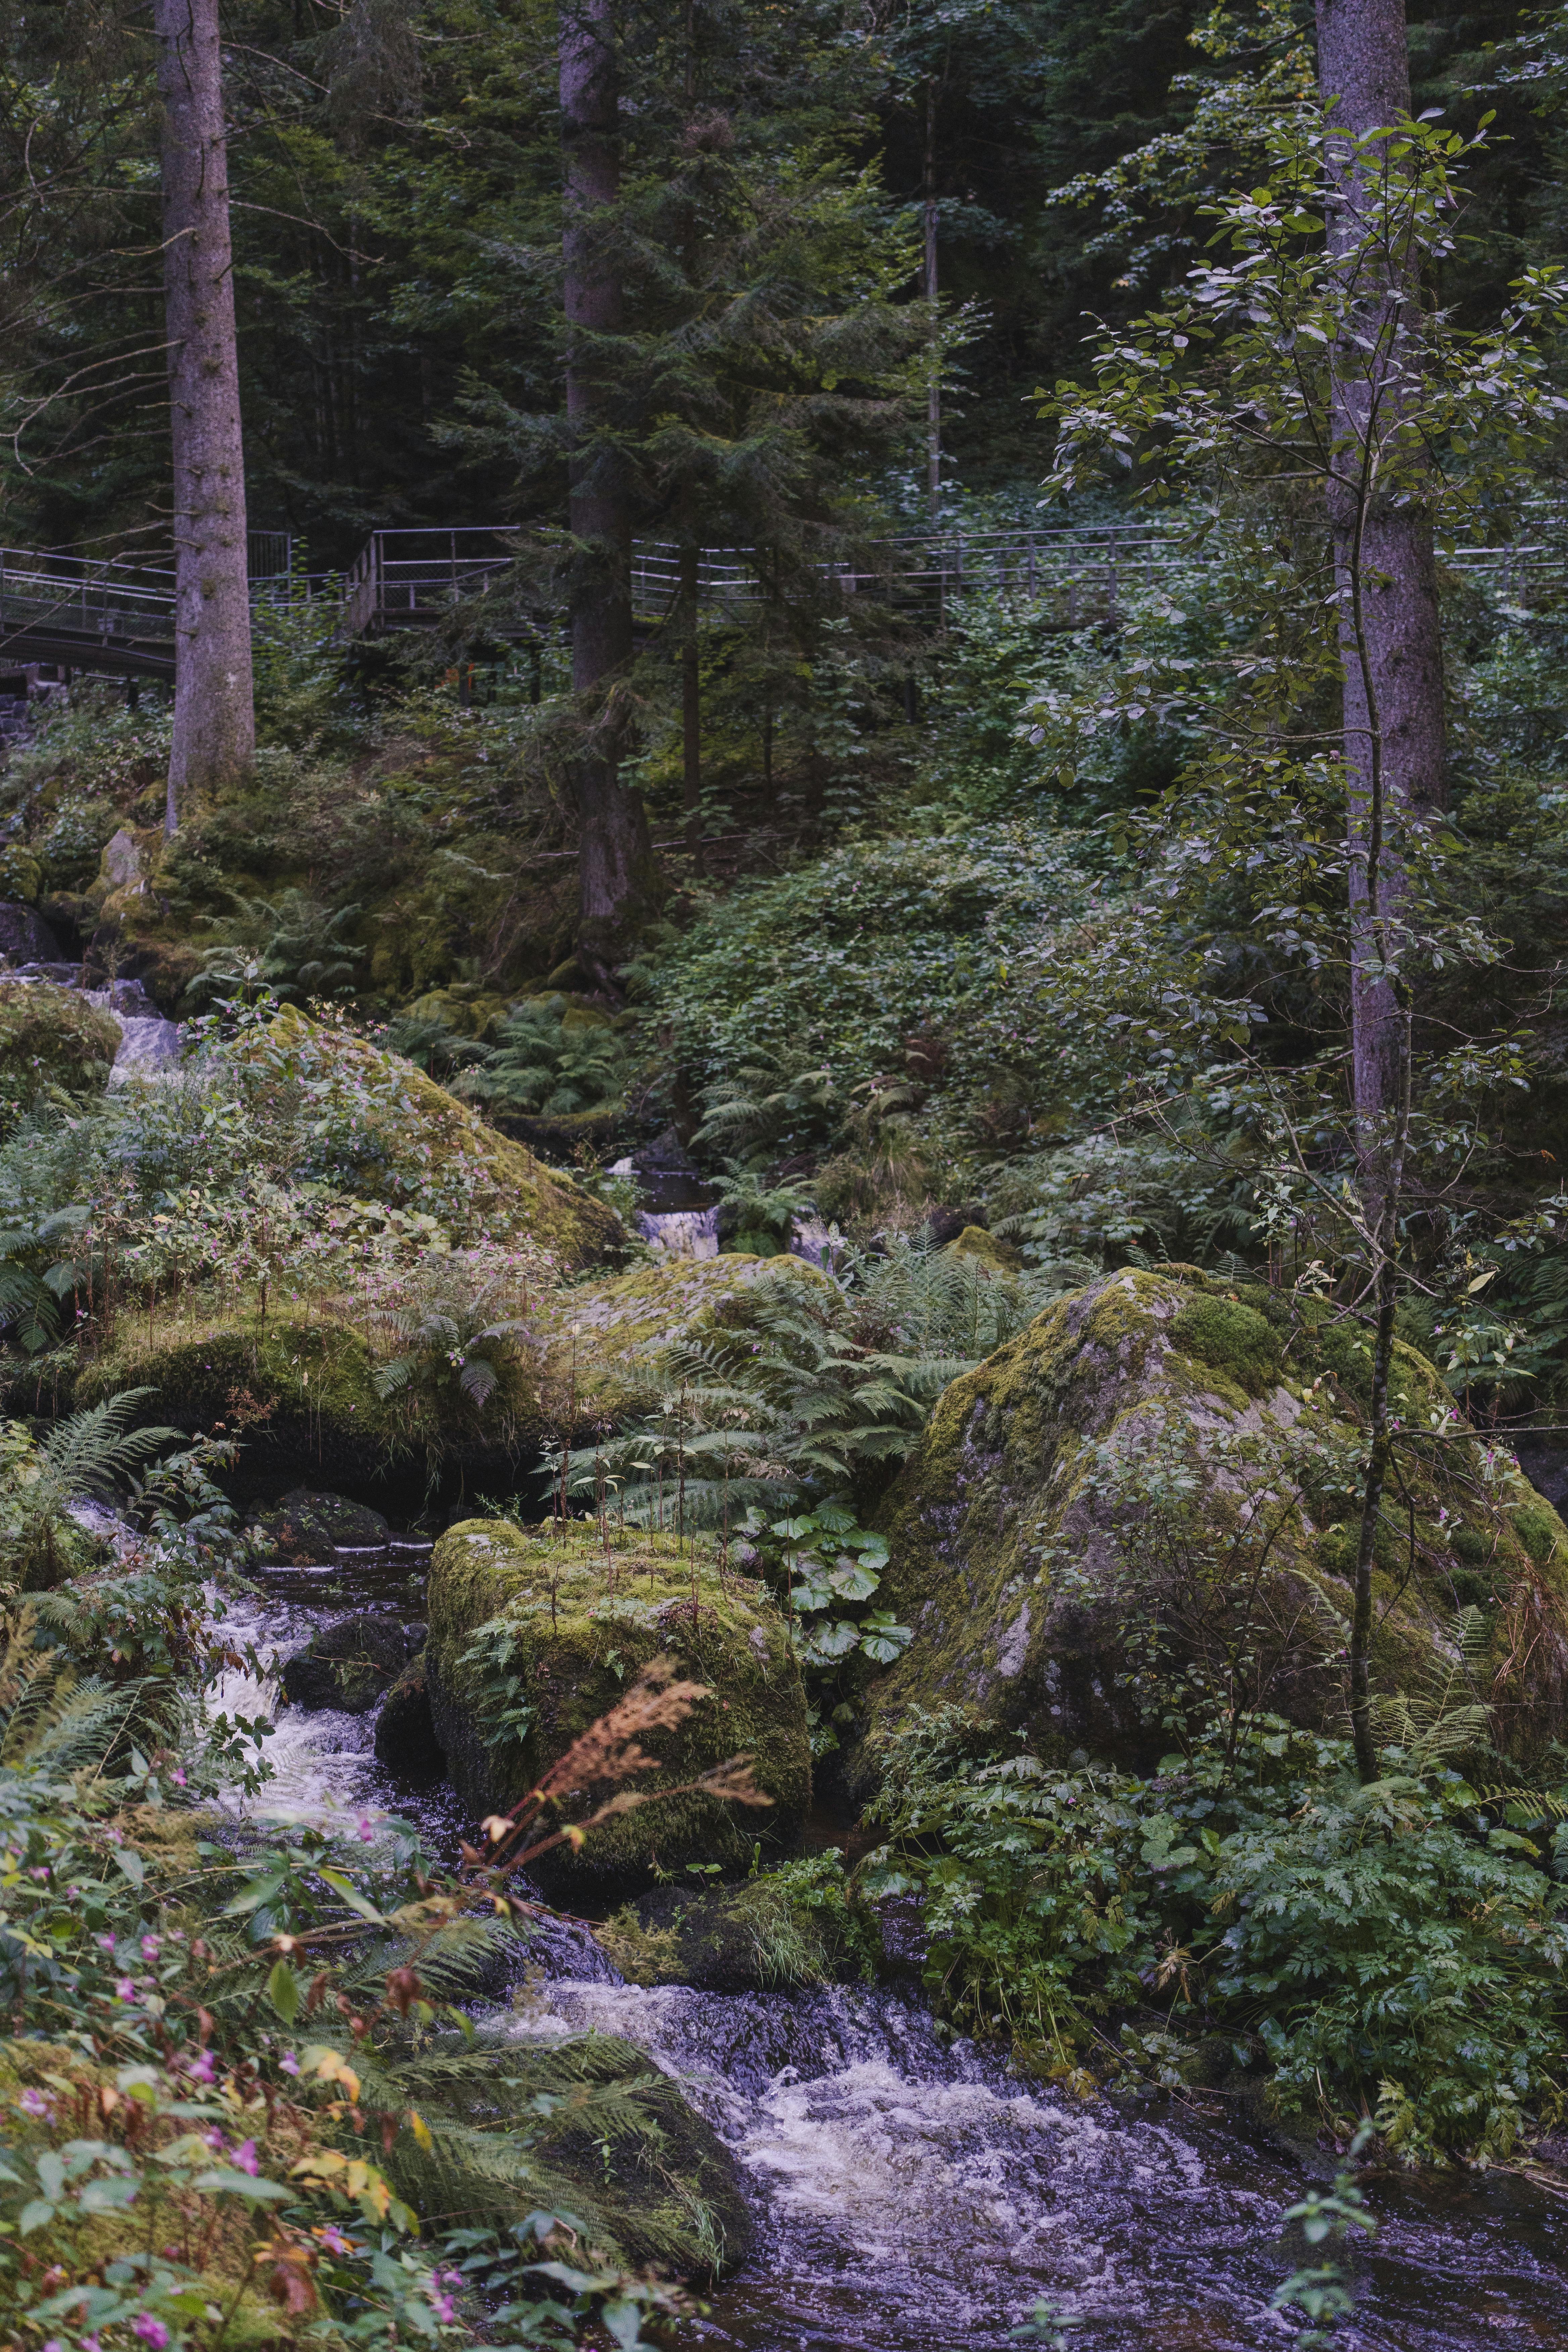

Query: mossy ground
left=0, top=981, right=120, bottom=1124
left=850, top=1268, right=1568, bottom=1789
left=425, top=1518, right=811, bottom=1896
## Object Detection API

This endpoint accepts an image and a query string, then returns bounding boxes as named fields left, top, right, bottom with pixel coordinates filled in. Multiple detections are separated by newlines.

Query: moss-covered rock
left=847, top=1269, right=1568, bottom=1791
left=597, top=1867, right=871, bottom=1992
left=232, top=1007, right=624, bottom=1265
left=74, top=1256, right=836, bottom=1493
left=539, top=1251, right=840, bottom=1418
left=459, top=2027, right=752, bottom=2280
left=249, top=1486, right=392, bottom=1561
left=425, top=1518, right=811, bottom=1897
left=0, top=980, right=119, bottom=1120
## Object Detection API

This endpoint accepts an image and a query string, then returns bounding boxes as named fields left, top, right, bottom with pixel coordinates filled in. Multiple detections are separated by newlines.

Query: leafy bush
left=640, top=827, right=1092, bottom=1160
left=864, top=1708, right=1568, bottom=2163
left=184, top=891, right=366, bottom=1008
left=452, top=997, right=629, bottom=1118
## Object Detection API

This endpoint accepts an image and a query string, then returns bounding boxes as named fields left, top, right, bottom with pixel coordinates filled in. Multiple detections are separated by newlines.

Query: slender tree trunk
left=1316, top=0, right=1443, bottom=1780
left=560, top=0, right=658, bottom=988
left=924, top=78, right=940, bottom=522
left=156, top=0, right=254, bottom=834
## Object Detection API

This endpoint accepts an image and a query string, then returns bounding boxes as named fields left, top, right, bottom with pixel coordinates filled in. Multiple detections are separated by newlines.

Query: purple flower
left=357, top=1817, right=375, bottom=1842
left=141, top=1934, right=161, bottom=1960
left=114, top=1977, right=137, bottom=2001
left=96, top=1934, right=117, bottom=1952
left=233, top=2139, right=260, bottom=2177
left=186, top=2050, right=216, bottom=2084
left=16, top=2087, right=53, bottom=2118
left=131, top=2320, right=170, bottom=2350
left=317, top=2224, right=354, bottom=2254
left=279, top=2052, right=300, bottom=2077
left=430, top=2293, right=456, bottom=2323
left=172, top=1767, right=187, bottom=1787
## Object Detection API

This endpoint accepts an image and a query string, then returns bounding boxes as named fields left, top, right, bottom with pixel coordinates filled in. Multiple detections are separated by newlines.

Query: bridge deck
left=1, top=518, right=1560, bottom=682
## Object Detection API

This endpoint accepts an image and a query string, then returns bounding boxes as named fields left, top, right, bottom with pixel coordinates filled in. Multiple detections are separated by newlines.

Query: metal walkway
left=3, top=515, right=1561, bottom=682
left=0, top=534, right=293, bottom=682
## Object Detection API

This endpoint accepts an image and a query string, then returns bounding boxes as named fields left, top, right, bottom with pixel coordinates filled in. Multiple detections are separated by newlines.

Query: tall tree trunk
left=1316, top=0, right=1444, bottom=1781
left=560, top=0, right=657, bottom=988
left=156, top=0, right=254, bottom=834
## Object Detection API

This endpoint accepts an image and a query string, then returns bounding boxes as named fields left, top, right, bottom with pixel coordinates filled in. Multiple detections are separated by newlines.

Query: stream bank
left=205, top=1516, right=1568, bottom=2352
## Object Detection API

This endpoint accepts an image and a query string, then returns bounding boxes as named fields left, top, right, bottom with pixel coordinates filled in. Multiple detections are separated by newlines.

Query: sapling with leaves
left=1044, top=60, right=1568, bottom=1780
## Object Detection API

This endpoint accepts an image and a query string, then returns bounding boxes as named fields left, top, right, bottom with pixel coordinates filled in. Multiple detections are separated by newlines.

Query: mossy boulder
left=232, top=1006, right=624, bottom=1264
left=74, top=1311, right=395, bottom=1493
left=249, top=1486, right=392, bottom=1562
left=848, top=1269, right=1568, bottom=1790
left=463, top=2027, right=752, bottom=2280
left=540, top=1251, right=840, bottom=1419
left=425, top=1518, right=811, bottom=1897
left=597, top=1869, right=871, bottom=1992
left=0, top=980, right=119, bottom=1118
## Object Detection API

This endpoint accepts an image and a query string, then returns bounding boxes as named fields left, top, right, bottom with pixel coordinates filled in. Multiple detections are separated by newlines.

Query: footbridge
left=2, top=515, right=1561, bottom=684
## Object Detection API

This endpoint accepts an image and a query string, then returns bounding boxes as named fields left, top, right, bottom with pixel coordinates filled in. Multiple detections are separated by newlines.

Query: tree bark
left=156, top=0, right=254, bottom=833
left=560, top=0, right=658, bottom=987
left=1315, top=0, right=1444, bottom=1781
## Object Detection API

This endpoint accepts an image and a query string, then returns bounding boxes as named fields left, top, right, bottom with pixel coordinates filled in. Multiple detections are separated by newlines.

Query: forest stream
left=206, top=1526, right=1568, bottom=2352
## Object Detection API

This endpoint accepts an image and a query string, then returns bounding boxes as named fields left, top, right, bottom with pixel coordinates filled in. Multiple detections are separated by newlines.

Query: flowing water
left=208, top=1531, right=1568, bottom=2352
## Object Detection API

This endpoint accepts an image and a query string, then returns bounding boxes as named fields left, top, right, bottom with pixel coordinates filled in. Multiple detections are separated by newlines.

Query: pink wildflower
left=233, top=2140, right=260, bottom=2177
left=131, top=2320, right=170, bottom=2349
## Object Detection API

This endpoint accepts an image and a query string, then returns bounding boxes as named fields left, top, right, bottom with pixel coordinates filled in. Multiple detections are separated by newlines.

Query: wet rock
left=374, top=1650, right=446, bottom=1776
left=425, top=1517, right=810, bottom=1897
left=597, top=1874, right=871, bottom=1993
left=251, top=1488, right=392, bottom=1564
left=280, top=1613, right=415, bottom=1712
left=0, top=902, right=61, bottom=966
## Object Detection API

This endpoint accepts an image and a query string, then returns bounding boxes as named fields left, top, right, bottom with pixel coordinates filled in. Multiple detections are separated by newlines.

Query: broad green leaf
left=222, top=1868, right=288, bottom=1916
left=267, top=1957, right=301, bottom=2024
left=190, top=2168, right=290, bottom=2201
left=318, top=1865, right=387, bottom=1922
left=110, top=1846, right=145, bottom=1892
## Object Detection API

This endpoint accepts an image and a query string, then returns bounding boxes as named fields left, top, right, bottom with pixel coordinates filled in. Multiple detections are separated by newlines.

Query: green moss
left=235, top=1007, right=624, bottom=1265
left=425, top=1518, right=811, bottom=1896
left=598, top=1869, right=864, bottom=1992
left=946, top=1225, right=1024, bottom=1272
left=0, top=981, right=120, bottom=1122
left=845, top=1268, right=1568, bottom=1791
left=541, top=1252, right=839, bottom=1416
left=1167, top=1294, right=1281, bottom=1400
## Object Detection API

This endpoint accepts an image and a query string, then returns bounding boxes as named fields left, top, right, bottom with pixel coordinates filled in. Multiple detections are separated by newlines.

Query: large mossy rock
left=234, top=1006, right=624, bottom=1265
left=597, top=1873, right=870, bottom=1993
left=0, top=980, right=119, bottom=1119
left=75, top=1257, right=837, bottom=1496
left=538, top=1251, right=839, bottom=1418
left=848, top=1268, right=1568, bottom=1791
left=426, top=1518, right=811, bottom=1897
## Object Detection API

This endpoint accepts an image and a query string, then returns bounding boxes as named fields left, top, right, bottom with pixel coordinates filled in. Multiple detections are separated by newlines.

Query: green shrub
left=864, top=1709, right=1568, bottom=2162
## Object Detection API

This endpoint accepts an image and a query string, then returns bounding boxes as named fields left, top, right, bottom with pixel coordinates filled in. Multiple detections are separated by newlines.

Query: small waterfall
left=85, top=983, right=183, bottom=1085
